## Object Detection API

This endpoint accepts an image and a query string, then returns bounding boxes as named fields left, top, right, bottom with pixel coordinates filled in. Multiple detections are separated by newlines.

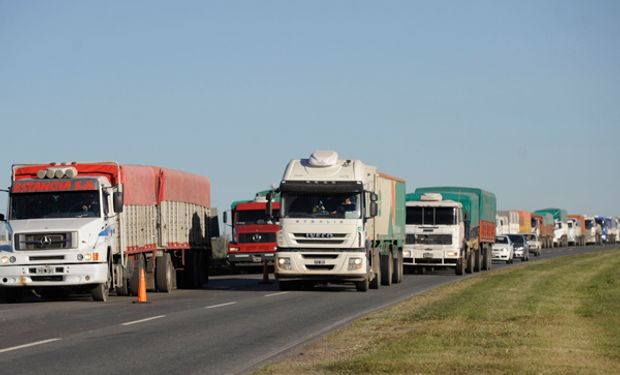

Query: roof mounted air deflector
left=308, top=150, right=339, bottom=167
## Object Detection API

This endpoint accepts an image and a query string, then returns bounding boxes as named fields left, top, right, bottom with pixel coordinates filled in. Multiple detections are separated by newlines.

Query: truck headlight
left=1, top=256, right=16, bottom=264
left=348, top=257, right=363, bottom=270
left=277, top=257, right=291, bottom=270
left=228, top=247, right=239, bottom=253
left=403, top=250, right=411, bottom=257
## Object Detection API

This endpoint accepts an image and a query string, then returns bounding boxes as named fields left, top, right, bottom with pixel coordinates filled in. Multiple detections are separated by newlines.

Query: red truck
left=225, top=195, right=280, bottom=267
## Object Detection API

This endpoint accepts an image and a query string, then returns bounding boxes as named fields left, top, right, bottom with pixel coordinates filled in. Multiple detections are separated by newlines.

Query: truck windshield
left=11, top=191, right=101, bottom=219
left=235, top=209, right=277, bottom=225
left=406, top=234, right=452, bottom=245
left=406, top=207, right=455, bottom=225
left=282, top=192, right=361, bottom=219
left=585, top=220, right=594, bottom=229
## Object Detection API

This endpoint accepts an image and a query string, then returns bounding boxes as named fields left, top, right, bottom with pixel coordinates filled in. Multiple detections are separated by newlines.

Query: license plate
left=423, top=252, right=433, bottom=259
left=36, top=266, right=54, bottom=274
left=251, top=256, right=262, bottom=263
left=314, top=259, right=326, bottom=265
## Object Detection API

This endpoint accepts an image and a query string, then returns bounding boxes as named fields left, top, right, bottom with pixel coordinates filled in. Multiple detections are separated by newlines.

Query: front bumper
left=492, top=250, right=510, bottom=260
left=403, top=248, right=460, bottom=267
left=0, top=262, right=107, bottom=287
left=228, top=252, right=275, bottom=265
left=275, top=250, right=367, bottom=281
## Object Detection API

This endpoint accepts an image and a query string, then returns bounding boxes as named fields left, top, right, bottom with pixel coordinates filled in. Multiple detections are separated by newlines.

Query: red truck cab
left=227, top=199, right=280, bottom=266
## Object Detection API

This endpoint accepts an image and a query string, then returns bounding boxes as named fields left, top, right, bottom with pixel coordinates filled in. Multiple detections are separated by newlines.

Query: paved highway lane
left=0, top=245, right=615, bottom=374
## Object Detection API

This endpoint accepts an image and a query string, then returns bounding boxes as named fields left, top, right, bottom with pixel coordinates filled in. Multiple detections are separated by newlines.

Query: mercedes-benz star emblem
left=252, top=234, right=262, bottom=242
left=40, top=235, right=53, bottom=248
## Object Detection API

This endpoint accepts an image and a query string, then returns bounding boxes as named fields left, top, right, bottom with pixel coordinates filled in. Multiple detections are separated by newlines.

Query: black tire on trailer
left=466, top=251, right=474, bottom=273
left=380, top=252, right=393, bottom=286
left=129, top=254, right=144, bottom=296
left=156, top=253, right=175, bottom=293
left=392, top=251, right=403, bottom=284
left=481, top=246, right=489, bottom=271
left=474, top=247, right=482, bottom=272
left=355, top=278, right=369, bottom=292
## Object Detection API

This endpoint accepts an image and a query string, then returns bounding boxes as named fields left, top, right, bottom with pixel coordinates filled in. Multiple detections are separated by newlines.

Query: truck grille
left=15, top=232, right=76, bottom=250
left=293, top=233, right=347, bottom=245
left=238, top=233, right=276, bottom=243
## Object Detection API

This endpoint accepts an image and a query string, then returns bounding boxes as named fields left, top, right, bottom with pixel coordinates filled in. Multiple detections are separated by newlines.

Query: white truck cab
left=404, top=194, right=464, bottom=271
left=553, top=220, right=568, bottom=247
left=1, top=165, right=122, bottom=301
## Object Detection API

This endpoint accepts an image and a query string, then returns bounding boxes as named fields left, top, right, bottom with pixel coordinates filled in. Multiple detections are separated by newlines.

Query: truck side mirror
left=369, top=202, right=378, bottom=218
left=113, top=191, right=124, bottom=213
left=266, top=192, right=273, bottom=219
left=0, top=213, right=5, bottom=221
left=223, top=211, right=227, bottom=224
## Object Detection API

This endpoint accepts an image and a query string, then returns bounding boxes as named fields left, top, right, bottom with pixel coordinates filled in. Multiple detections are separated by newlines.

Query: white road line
left=265, top=291, right=289, bottom=297
left=0, top=338, right=61, bottom=354
left=205, top=301, right=238, bottom=309
left=121, top=315, right=166, bottom=326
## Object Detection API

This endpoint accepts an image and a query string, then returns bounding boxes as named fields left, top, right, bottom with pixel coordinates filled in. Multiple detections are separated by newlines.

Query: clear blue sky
left=1, top=1, right=619, bottom=218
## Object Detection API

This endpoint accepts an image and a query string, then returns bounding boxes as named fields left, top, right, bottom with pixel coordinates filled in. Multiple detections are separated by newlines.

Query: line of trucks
left=0, top=151, right=617, bottom=301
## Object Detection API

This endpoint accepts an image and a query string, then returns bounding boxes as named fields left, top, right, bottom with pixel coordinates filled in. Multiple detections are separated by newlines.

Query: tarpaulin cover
left=12, top=162, right=211, bottom=208
left=534, top=208, right=567, bottom=222
left=414, top=187, right=497, bottom=223
left=157, top=167, right=211, bottom=207
left=120, top=165, right=160, bottom=205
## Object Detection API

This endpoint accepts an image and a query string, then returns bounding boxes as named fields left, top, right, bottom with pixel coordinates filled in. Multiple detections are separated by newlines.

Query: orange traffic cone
left=133, top=268, right=150, bottom=304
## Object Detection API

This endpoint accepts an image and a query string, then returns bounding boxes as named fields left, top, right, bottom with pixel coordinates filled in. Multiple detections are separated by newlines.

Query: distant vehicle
left=531, top=213, right=554, bottom=248
left=535, top=208, right=568, bottom=247
left=584, top=216, right=602, bottom=245
left=492, top=235, right=514, bottom=264
left=523, top=234, right=541, bottom=256
left=507, top=234, right=530, bottom=261
left=225, top=192, right=280, bottom=267
left=567, top=215, right=586, bottom=246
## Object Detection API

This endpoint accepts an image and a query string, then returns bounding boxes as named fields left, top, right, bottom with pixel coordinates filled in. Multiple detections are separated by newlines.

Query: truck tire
left=370, top=250, right=381, bottom=289
left=380, top=253, right=393, bottom=286
left=91, top=282, right=109, bottom=302
left=481, top=246, right=489, bottom=271
left=355, top=278, right=369, bottom=292
left=455, top=256, right=465, bottom=276
left=466, top=252, right=474, bottom=273
left=2, top=288, right=24, bottom=303
left=474, top=248, right=482, bottom=272
left=156, top=253, right=174, bottom=293
left=129, top=254, right=144, bottom=296
left=392, top=251, right=403, bottom=284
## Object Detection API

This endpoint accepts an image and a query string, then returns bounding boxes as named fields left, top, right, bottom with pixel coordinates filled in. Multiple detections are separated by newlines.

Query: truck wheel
left=370, top=250, right=381, bottom=289
left=466, top=252, right=474, bottom=273
left=392, top=251, right=403, bottom=284
left=380, top=253, right=393, bottom=286
left=474, top=248, right=481, bottom=272
left=355, top=278, right=369, bottom=292
left=455, top=257, right=465, bottom=276
left=156, top=253, right=174, bottom=293
left=91, top=282, right=109, bottom=302
left=129, top=254, right=144, bottom=296
left=481, top=247, right=489, bottom=271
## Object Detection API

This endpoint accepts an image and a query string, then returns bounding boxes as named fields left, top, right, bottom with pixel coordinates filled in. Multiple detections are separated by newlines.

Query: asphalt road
left=0, top=244, right=615, bottom=374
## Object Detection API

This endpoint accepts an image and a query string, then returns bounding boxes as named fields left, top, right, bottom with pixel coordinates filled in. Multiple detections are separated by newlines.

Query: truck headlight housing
left=228, top=247, right=239, bottom=253
left=277, top=257, right=291, bottom=270
left=348, top=257, right=363, bottom=270
left=403, top=250, right=411, bottom=258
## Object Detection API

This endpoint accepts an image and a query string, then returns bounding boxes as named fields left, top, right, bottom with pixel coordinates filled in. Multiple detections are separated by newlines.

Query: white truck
left=0, top=162, right=217, bottom=302
left=496, top=210, right=519, bottom=235
left=269, top=150, right=406, bottom=292
left=584, top=216, right=601, bottom=245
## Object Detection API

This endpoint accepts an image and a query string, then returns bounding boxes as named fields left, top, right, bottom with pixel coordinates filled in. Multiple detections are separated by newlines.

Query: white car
left=524, top=234, right=542, bottom=257
left=492, top=235, right=514, bottom=264
left=508, top=234, right=530, bottom=261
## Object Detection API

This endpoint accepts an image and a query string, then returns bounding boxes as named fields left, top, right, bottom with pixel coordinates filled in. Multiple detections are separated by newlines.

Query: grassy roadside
left=255, top=249, right=620, bottom=375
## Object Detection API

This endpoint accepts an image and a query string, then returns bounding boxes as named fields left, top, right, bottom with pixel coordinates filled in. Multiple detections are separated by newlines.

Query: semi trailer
left=535, top=208, right=568, bottom=247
